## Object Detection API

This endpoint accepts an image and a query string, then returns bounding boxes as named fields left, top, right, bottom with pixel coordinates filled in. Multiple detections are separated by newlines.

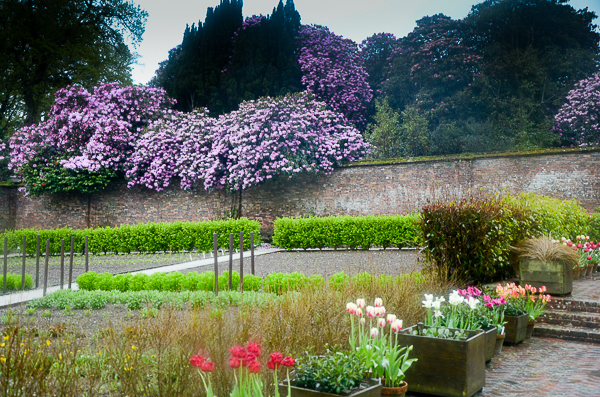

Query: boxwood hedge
left=272, top=215, right=420, bottom=250
left=1, top=218, right=261, bottom=255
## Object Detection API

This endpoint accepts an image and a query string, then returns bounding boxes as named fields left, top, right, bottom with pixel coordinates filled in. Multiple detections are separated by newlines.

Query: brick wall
left=0, top=186, right=15, bottom=232
left=4, top=150, right=600, bottom=236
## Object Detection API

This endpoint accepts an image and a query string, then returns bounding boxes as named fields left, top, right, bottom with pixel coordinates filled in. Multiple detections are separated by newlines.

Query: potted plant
left=395, top=322, right=486, bottom=397
left=495, top=283, right=529, bottom=344
left=346, top=298, right=417, bottom=396
left=280, top=349, right=382, bottom=397
left=512, top=236, right=578, bottom=295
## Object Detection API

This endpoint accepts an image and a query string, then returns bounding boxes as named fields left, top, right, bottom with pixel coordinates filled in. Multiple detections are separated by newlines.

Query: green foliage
left=589, top=213, right=600, bottom=242
left=294, top=350, right=366, bottom=395
left=1, top=273, right=34, bottom=290
left=398, top=107, right=430, bottom=157
left=505, top=192, right=590, bottom=239
left=1, top=218, right=261, bottom=255
left=27, top=289, right=280, bottom=311
left=262, top=272, right=320, bottom=294
left=420, top=195, right=534, bottom=283
left=272, top=215, right=420, bottom=250
left=365, top=98, right=403, bottom=159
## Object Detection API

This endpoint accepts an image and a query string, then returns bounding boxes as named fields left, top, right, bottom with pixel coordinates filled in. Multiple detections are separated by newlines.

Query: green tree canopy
left=0, top=0, right=147, bottom=138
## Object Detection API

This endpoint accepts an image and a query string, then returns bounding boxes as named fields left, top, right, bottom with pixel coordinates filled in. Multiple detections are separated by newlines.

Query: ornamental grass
left=0, top=270, right=452, bottom=396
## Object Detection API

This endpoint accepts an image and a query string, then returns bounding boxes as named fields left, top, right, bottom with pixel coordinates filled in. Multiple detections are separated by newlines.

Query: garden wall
left=2, top=150, right=599, bottom=236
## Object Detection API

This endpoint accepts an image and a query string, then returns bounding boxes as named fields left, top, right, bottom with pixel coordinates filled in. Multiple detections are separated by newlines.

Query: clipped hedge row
left=1, top=218, right=261, bottom=255
left=75, top=270, right=423, bottom=296
left=590, top=213, right=600, bottom=242
left=27, top=289, right=281, bottom=311
left=272, top=215, right=420, bottom=250
left=1, top=273, right=34, bottom=291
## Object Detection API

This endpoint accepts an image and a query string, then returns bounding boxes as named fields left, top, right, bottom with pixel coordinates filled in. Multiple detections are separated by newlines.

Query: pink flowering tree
left=9, top=83, right=175, bottom=195
left=554, top=74, right=600, bottom=147
left=127, top=91, right=370, bottom=194
left=296, top=25, right=373, bottom=130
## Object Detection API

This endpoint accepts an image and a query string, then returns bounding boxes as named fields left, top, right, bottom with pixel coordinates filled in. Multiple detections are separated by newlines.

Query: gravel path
left=181, top=249, right=421, bottom=278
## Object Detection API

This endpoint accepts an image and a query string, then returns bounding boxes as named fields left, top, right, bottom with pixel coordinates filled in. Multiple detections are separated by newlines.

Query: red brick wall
left=4, top=150, right=599, bottom=236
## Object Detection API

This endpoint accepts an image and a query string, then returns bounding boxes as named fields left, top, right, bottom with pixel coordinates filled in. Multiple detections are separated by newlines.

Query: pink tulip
left=366, top=306, right=376, bottom=318
left=387, top=314, right=397, bottom=324
left=391, top=319, right=403, bottom=332
left=370, top=328, right=379, bottom=338
left=355, top=308, right=363, bottom=317
left=378, top=318, right=386, bottom=328
left=374, top=298, right=383, bottom=307
left=356, top=298, right=366, bottom=309
left=360, top=317, right=366, bottom=325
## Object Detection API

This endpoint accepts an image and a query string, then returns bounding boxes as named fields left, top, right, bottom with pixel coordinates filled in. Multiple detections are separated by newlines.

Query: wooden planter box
left=519, top=259, right=572, bottom=295
left=395, top=324, right=486, bottom=397
left=504, top=314, right=528, bottom=344
left=483, top=326, right=497, bottom=362
left=278, top=379, right=382, bottom=397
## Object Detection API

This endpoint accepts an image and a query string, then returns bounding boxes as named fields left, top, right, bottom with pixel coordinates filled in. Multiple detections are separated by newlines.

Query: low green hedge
left=0, top=273, right=34, bottom=291
left=75, top=270, right=422, bottom=296
left=76, top=271, right=263, bottom=293
left=272, top=215, right=420, bottom=250
left=1, top=218, right=261, bottom=255
left=589, top=213, right=600, bottom=242
left=27, top=289, right=280, bottom=311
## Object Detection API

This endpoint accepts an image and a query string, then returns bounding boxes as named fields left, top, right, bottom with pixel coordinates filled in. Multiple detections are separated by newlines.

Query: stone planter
left=504, top=314, right=528, bottom=344
left=519, top=259, right=572, bottom=295
left=395, top=324, right=486, bottom=397
left=279, top=379, right=382, bottom=397
left=494, top=333, right=505, bottom=355
left=483, top=326, right=497, bottom=362
left=526, top=320, right=536, bottom=339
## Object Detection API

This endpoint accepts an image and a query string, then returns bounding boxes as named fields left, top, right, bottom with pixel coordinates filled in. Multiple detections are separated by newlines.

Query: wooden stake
left=21, top=235, right=26, bottom=291
left=213, top=233, right=218, bottom=295
left=68, top=236, right=74, bottom=289
left=228, top=233, right=233, bottom=290
left=2, top=237, right=7, bottom=294
left=35, top=235, right=40, bottom=288
left=60, top=239, right=65, bottom=289
left=43, top=239, right=50, bottom=296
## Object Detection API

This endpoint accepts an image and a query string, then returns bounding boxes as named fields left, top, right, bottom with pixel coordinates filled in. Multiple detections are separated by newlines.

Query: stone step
left=532, top=323, right=600, bottom=344
left=547, top=298, right=600, bottom=314
left=537, top=310, right=600, bottom=329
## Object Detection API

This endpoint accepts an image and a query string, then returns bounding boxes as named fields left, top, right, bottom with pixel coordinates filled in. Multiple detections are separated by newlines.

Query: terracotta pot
left=494, top=333, right=505, bottom=355
left=381, top=381, right=408, bottom=396
left=526, top=320, right=536, bottom=339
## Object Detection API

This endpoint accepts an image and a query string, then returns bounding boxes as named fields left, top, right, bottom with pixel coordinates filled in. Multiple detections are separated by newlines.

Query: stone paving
left=569, top=278, right=600, bottom=302
left=475, top=337, right=600, bottom=397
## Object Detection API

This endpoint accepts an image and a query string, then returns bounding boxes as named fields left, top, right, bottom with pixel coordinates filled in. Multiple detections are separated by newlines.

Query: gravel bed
left=181, top=249, right=421, bottom=278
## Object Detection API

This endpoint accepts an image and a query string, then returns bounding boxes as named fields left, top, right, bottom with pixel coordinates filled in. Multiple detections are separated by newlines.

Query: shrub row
left=1, top=218, right=261, bottom=255
left=0, top=273, right=34, bottom=291
left=272, top=215, right=420, bottom=250
left=75, top=270, right=423, bottom=295
left=27, top=289, right=280, bottom=311
left=588, top=212, right=600, bottom=242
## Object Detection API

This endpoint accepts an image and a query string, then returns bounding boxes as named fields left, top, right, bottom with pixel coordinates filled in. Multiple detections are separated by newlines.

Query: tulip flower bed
left=0, top=267, right=451, bottom=396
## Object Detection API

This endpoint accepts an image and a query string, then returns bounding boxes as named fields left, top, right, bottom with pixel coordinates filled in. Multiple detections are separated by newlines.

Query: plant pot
left=526, top=320, right=536, bottom=339
left=279, top=379, right=382, bottom=397
left=519, top=259, right=572, bottom=295
left=494, top=333, right=505, bottom=355
left=504, top=314, right=528, bottom=344
left=587, top=264, right=595, bottom=278
left=483, top=326, right=497, bottom=362
left=395, top=324, right=485, bottom=397
left=381, top=381, right=408, bottom=396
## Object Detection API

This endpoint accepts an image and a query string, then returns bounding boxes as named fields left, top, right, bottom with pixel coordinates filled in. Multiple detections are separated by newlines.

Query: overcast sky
left=130, top=0, right=600, bottom=85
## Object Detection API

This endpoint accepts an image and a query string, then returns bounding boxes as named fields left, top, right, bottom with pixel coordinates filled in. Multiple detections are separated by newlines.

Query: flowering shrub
left=555, top=235, right=599, bottom=274
left=554, top=74, right=600, bottom=146
left=126, top=92, right=369, bottom=192
left=296, top=25, right=373, bottom=129
left=9, top=83, right=175, bottom=195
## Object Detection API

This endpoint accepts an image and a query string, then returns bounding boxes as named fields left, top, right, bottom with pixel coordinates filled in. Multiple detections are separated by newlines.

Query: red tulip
left=242, top=353, right=256, bottom=367
left=248, top=360, right=261, bottom=373
left=230, top=346, right=247, bottom=359
left=229, top=358, right=241, bottom=368
left=200, top=360, right=215, bottom=372
left=246, top=342, right=261, bottom=357
left=270, top=352, right=283, bottom=364
left=190, top=354, right=205, bottom=368
left=282, top=356, right=296, bottom=367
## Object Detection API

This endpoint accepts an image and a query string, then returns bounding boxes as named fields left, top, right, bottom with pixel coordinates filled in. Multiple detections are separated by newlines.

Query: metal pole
left=213, top=233, right=218, bottom=295
left=43, top=239, right=50, bottom=297
left=239, top=231, right=244, bottom=292
left=228, top=233, right=233, bottom=290
left=35, top=235, right=40, bottom=288
left=21, top=235, right=26, bottom=291
left=250, top=232, right=255, bottom=275
left=84, top=235, right=89, bottom=272
left=68, top=236, right=74, bottom=289
left=60, top=239, right=65, bottom=289
left=2, top=237, right=7, bottom=294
